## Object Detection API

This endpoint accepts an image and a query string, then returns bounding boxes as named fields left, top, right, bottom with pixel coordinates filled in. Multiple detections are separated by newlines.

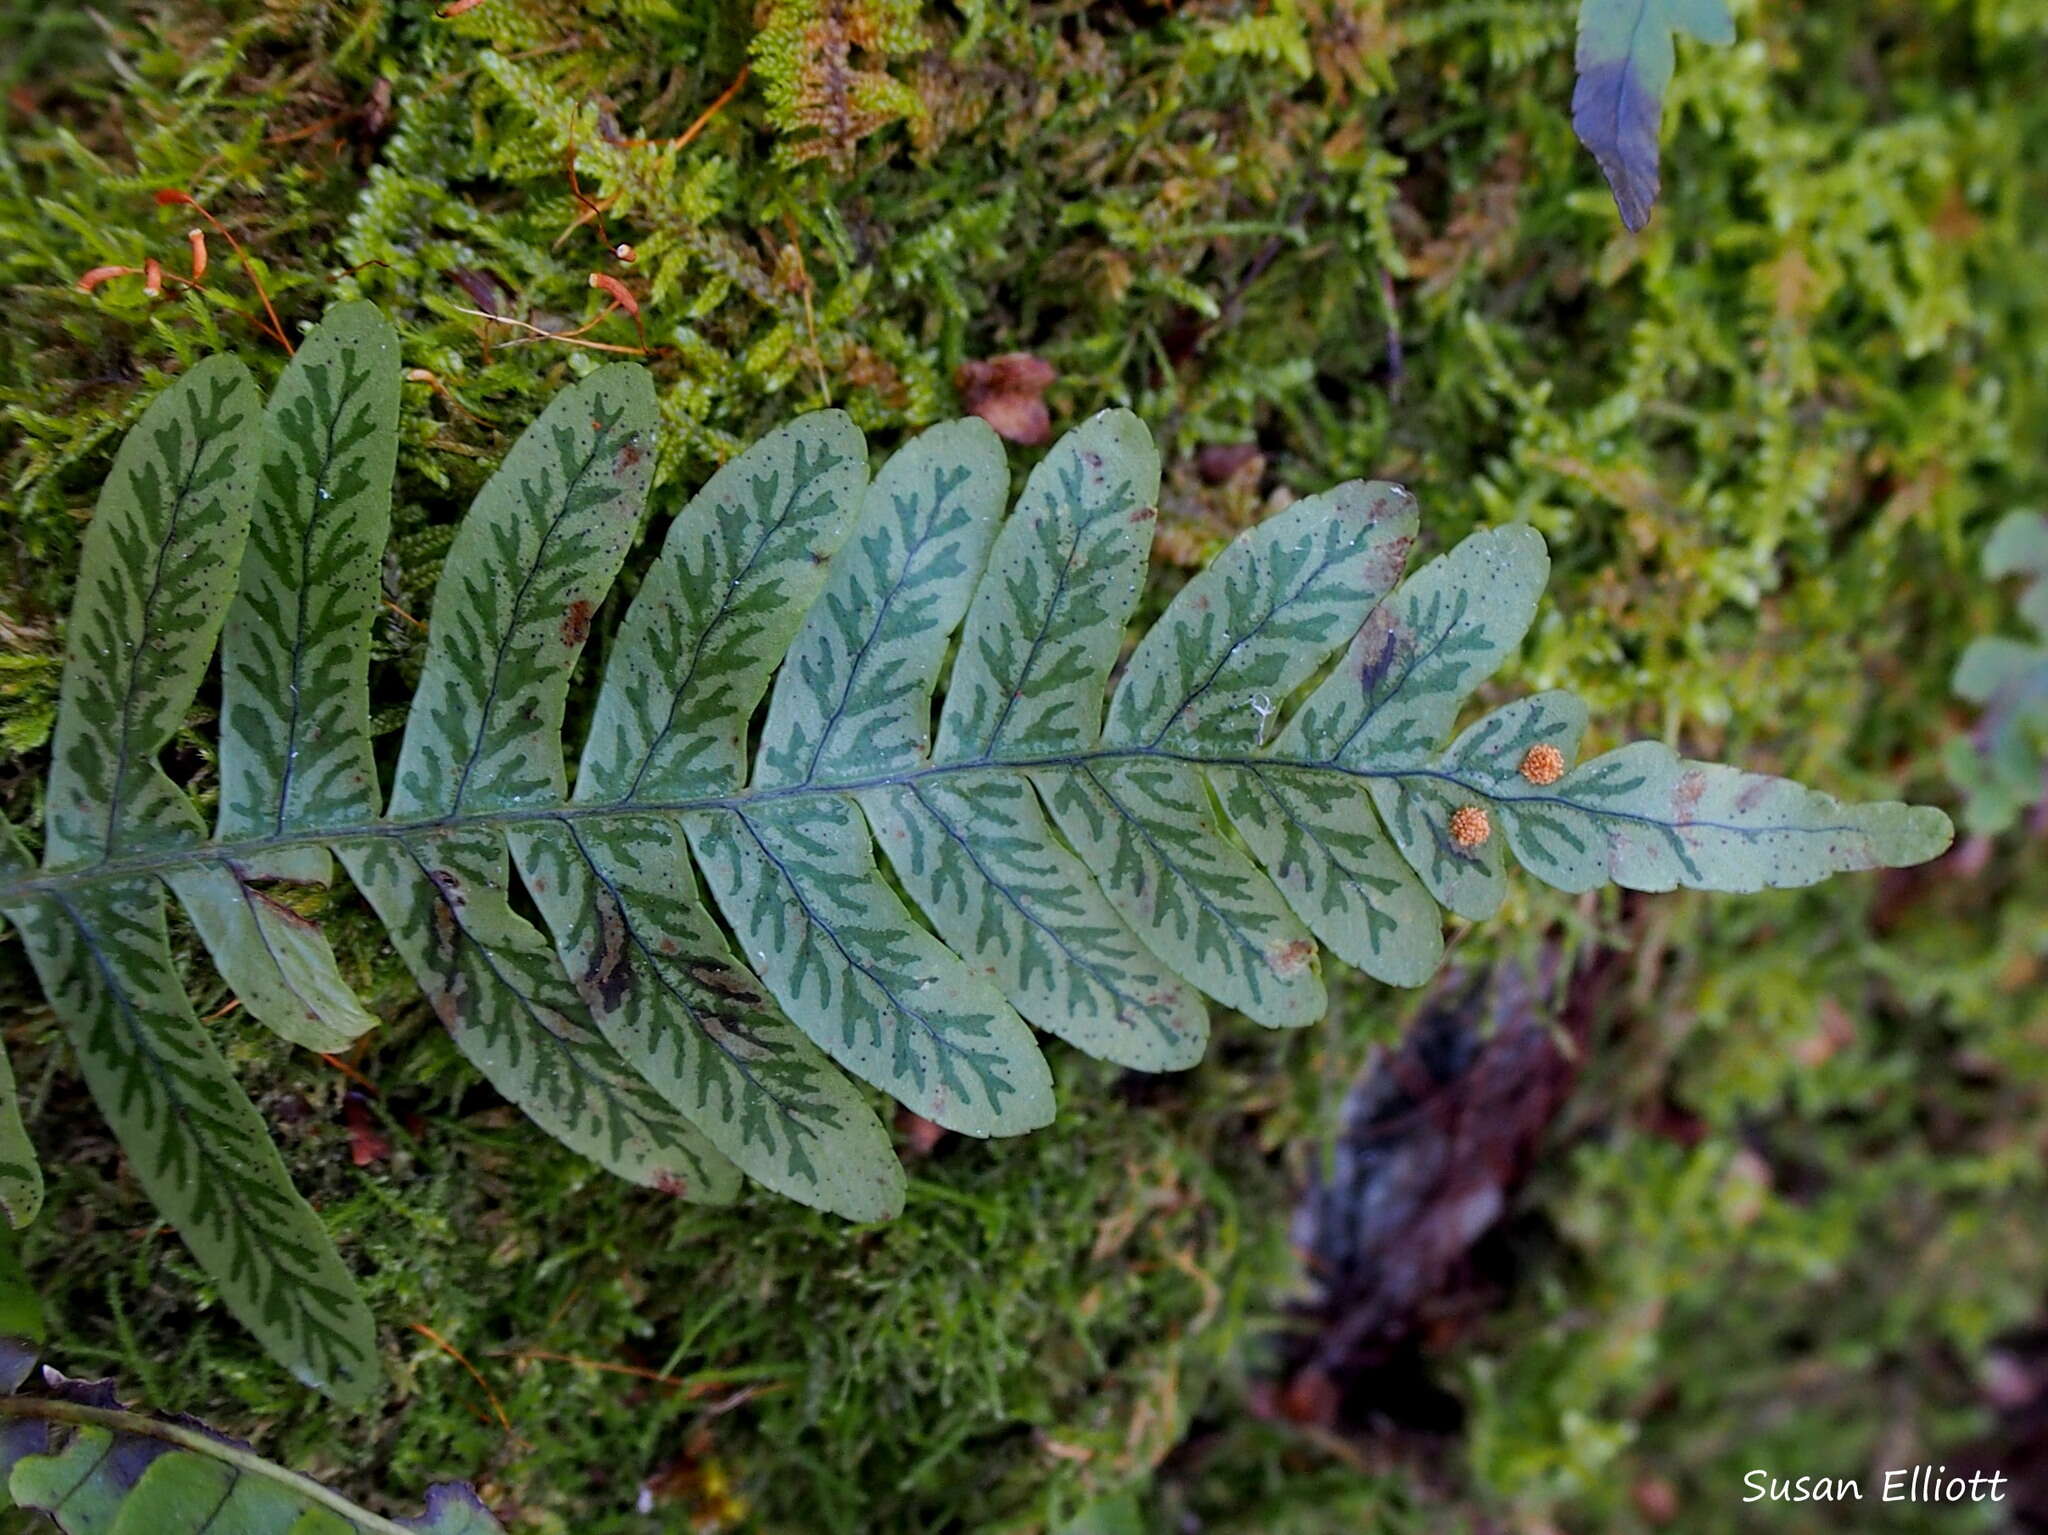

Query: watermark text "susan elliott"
left=1744, top=1467, right=2005, bottom=1504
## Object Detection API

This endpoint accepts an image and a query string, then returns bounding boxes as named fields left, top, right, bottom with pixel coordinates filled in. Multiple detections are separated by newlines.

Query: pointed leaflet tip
left=1492, top=747, right=1956, bottom=895
left=1572, top=0, right=1735, bottom=230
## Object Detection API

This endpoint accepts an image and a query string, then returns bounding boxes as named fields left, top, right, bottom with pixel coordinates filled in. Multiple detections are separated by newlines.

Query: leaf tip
left=0, top=1338, right=37, bottom=1394
left=1887, top=804, right=1956, bottom=868
left=1570, top=61, right=1660, bottom=229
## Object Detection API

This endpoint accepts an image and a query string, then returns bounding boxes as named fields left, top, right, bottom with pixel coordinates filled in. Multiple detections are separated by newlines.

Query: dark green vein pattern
left=43, top=357, right=258, bottom=866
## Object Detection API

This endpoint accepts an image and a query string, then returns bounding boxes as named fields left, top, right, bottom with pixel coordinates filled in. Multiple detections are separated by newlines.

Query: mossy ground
left=2, top=0, right=2046, bottom=1530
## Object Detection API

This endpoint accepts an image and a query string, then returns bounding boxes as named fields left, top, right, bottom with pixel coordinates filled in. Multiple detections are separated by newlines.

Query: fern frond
left=1950, top=510, right=2048, bottom=835
left=0, top=308, right=1953, bottom=1397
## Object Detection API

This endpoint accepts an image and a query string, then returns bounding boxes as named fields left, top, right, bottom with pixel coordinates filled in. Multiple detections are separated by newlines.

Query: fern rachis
left=0, top=304, right=1952, bottom=1398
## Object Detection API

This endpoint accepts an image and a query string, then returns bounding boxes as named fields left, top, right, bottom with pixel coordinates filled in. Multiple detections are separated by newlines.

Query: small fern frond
left=1950, top=510, right=2048, bottom=835
left=0, top=307, right=1953, bottom=1397
left=0, top=1339, right=504, bottom=1532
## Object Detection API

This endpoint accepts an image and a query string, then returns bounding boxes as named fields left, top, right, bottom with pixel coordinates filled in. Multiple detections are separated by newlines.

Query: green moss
left=3, top=0, right=2046, bottom=1530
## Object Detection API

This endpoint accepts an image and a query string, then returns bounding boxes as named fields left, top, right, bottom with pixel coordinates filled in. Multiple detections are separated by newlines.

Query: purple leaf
left=1572, top=0, right=1735, bottom=230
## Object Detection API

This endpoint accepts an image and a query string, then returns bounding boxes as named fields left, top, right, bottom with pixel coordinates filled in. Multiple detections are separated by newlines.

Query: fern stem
left=0, top=746, right=1856, bottom=908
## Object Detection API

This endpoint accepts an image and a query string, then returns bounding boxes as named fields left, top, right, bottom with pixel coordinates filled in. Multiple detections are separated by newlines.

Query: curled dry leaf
left=955, top=351, right=1056, bottom=445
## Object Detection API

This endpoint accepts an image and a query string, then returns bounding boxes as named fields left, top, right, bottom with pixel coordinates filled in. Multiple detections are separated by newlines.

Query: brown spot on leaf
left=561, top=599, right=594, bottom=646
left=1672, top=770, right=1708, bottom=823
left=651, top=1170, right=692, bottom=1198
left=1354, top=611, right=1406, bottom=696
left=427, top=869, right=465, bottom=964
left=1273, top=938, right=1317, bottom=974
left=583, top=890, right=635, bottom=1012
left=1370, top=531, right=1415, bottom=590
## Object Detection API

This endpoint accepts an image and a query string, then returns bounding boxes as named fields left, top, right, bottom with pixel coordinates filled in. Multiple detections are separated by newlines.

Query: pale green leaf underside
left=43, top=356, right=259, bottom=867
left=168, top=864, right=377, bottom=1054
left=861, top=776, right=1207, bottom=1071
left=4, top=885, right=377, bottom=1402
left=917, top=413, right=1207, bottom=1063
left=732, top=418, right=1052, bottom=1133
left=342, top=833, right=739, bottom=1200
left=0, top=1044, right=38, bottom=1233
left=183, top=307, right=400, bottom=1055
left=510, top=816, right=902, bottom=1218
left=0, top=827, right=43, bottom=1230
left=576, top=410, right=868, bottom=803
left=1, top=316, right=1953, bottom=1395
left=218, top=301, right=400, bottom=866
left=390, top=365, right=657, bottom=820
